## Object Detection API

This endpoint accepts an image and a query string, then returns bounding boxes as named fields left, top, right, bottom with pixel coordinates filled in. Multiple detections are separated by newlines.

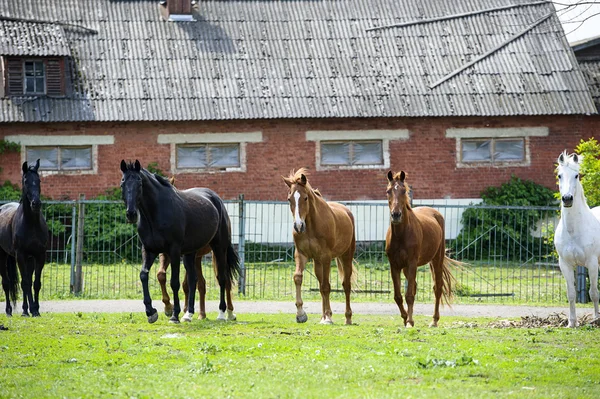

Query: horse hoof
left=32, top=312, right=41, bottom=317
left=147, top=310, right=158, bottom=324
left=198, top=313, right=207, bottom=320
left=217, top=311, right=227, bottom=321
left=21, top=313, right=30, bottom=317
left=429, top=322, right=438, bottom=328
left=296, top=314, right=308, bottom=323
left=164, top=309, right=173, bottom=317
left=169, top=316, right=180, bottom=324
left=320, top=318, right=333, bottom=325
left=228, top=312, right=237, bottom=321
left=182, top=312, right=193, bottom=322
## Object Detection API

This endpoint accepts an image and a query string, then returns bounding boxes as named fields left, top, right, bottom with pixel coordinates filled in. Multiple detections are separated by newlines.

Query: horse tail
left=7, top=255, right=19, bottom=305
left=437, top=256, right=460, bottom=305
left=225, top=242, right=241, bottom=286
left=335, top=258, right=358, bottom=287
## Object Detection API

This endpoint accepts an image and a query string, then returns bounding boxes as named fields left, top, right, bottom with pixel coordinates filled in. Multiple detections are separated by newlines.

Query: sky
left=554, top=0, right=600, bottom=43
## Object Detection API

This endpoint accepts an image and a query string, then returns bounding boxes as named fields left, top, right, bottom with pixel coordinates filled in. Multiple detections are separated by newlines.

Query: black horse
left=120, top=160, right=240, bottom=323
left=0, top=160, right=48, bottom=317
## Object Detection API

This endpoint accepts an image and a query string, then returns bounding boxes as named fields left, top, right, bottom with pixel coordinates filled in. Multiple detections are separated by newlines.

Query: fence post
left=576, top=266, right=589, bottom=303
left=238, top=194, right=246, bottom=295
left=69, top=201, right=77, bottom=293
left=74, top=194, right=85, bottom=295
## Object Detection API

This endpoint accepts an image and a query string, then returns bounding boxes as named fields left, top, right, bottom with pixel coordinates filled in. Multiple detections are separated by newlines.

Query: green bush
left=574, top=137, right=600, bottom=208
left=455, top=175, right=556, bottom=261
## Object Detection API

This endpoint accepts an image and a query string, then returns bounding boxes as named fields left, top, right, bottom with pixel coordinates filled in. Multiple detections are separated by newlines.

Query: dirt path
left=1, top=299, right=576, bottom=319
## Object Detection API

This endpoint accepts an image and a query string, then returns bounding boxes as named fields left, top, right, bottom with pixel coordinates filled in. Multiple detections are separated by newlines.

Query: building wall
left=0, top=115, right=592, bottom=201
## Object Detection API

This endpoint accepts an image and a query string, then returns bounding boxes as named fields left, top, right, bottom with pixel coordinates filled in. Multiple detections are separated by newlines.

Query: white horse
left=555, top=151, right=600, bottom=327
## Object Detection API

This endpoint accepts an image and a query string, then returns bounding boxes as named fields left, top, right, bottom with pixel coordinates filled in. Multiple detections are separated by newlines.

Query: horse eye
left=558, top=174, right=562, bottom=179
left=576, top=174, right=579, bottom=180
left=304, top=197, right=308, bottom=201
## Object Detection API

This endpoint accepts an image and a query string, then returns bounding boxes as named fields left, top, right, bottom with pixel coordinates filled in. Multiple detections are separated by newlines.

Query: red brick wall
left=0, top=115, right=594, bottom=201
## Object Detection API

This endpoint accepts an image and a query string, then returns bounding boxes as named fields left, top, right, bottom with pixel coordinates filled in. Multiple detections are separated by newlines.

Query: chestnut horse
left=283, top=168, right=356, bottom=325
left=385, top=170, right=456, bottom=327
left=156, top=177, right=236, bottom=321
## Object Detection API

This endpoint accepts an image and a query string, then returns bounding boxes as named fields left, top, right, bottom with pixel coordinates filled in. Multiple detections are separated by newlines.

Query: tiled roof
left=0, top=0, right=596, bottom=122
left=0, top=19, right=70, bottom=56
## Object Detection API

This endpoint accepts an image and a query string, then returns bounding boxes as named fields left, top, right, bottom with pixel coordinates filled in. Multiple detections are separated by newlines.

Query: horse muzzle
left=562, top=194, right=573, bottom=208
left=126, top=210, right=138, bottom=224
left=293, top=221, right=306, bottom=233
left=30, top=200, right=41, bottom=212
left=390, top=212, right=402, bottom=224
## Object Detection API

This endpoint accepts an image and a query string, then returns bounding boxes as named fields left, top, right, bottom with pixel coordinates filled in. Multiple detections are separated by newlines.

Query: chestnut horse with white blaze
left=283, top=168, right=356, bottom=325
left=385, top=170, right=456, bottom=327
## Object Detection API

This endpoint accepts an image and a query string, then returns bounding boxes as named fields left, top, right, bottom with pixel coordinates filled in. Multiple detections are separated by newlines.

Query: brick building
left=0, top=0, right=597, bottom=202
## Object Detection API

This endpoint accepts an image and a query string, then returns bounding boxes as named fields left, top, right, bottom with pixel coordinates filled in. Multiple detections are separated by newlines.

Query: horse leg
left=168, top=250, right=183, bottom=324
left=16, top=252, right=32, bottom=317
left=338, top=254, right=353, bottom=325
left=181, top=253, right=197, bottom=322
left=559, top=257, right=577, bottom=328
left=157, top=254, right=173, bottom=317
left=403, top=265, right=417, bottom=328
left=588, top=259, right=599, bottom=321
left=31, top=254, right=44, bottom=317
left=390, top=264, right=408, bottom=326
left=140, top=247, right=159, bottom=323
left=316, top=256, right=333, bottom=324
left=212, top=255, right=235, bottom=321
left=0, top=251, right=12, bottom=316
left=430, top=252, right=446, bottom=327
left=196, top=254, right=207, bottom=320
left=293, top=249, right=308, bottom=323
left=212, top=247, right=229, bottom=321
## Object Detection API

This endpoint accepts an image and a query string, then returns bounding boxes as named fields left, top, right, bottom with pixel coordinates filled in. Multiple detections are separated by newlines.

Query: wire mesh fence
left=1, top=197, right=580, bottom=305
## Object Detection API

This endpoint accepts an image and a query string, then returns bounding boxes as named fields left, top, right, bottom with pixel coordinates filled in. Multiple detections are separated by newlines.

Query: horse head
left=120, top=159, right=143, bottom=223
left=386, top=170, right=410, bottom=224
left=282, top=168, right=311, bottom=234
left=556, top=151, right=582, bottom=208
left=22, top=159, right=42, bottom=212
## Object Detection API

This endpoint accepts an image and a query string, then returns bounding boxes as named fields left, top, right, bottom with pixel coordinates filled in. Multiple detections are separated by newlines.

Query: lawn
left=0, top=313, right=598, bottom=398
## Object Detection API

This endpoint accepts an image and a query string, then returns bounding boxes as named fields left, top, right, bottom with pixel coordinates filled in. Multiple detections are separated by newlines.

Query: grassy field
left=38, top=259, right=568, bottom=306
left=0, top=312, right=598, bottom=398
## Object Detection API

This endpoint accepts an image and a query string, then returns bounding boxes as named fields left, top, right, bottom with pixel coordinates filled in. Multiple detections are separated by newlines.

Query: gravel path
left=1, top=299, right=574, bottom=319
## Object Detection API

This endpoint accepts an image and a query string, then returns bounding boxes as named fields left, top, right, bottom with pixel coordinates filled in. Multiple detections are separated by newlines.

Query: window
left=446, top=127, right=548, bottom=168
left=158, top=132, right=262, bottom=173
left=176, top=143, right=240, bottom=169
left=321, top=141, right=383, bottom=166
left=461, top=138, right=524, bottom=163
left=306, top=129, right=409, bottom=171
left=26, top=146, right=92, bottom=171
left=24, top=61, right=46, bottom=95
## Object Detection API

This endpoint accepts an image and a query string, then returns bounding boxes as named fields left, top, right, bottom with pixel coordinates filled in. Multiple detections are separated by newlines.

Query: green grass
left=0, top=313, right=598, bottom=398
left=38, top=260, right=569, bottom=306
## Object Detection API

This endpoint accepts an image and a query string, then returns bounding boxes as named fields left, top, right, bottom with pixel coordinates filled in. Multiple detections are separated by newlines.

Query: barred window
left=26, top=146, right=92, bottom=171
left=321, top=140, right=383, bottom=166
left=461, top=138, right=524, bottom=163
left=176, top=143, right=240, bottom=169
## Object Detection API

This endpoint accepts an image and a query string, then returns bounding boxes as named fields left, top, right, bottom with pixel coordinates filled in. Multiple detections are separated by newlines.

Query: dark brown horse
left=385, top=170, right=456, bottom=327
left=0, top=160, right=48, bottom=317
left=156, top=177, right=236, bottom=321
left=158, top=247, right=236, bottom=321
left=283, top=168, right=356, bottom=325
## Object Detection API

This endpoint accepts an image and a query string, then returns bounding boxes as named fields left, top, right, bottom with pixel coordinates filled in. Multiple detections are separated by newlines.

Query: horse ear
left=120, top=160, right=127, bottom=173
left=387, top=170, right=394, bottom=182
left=572, top=153, right=579, bottom=164
left=558, top=152, right=565, bottom=164
left=22, top=161, right=28, bottom=174
left=33, top=159, right=40, bottom=171
left=400, top=171, right=406, bottom=182
left=300, top=174, right=307, bottom=185
left=134, top=160, right=141, bottom=172
left=282, top=176, right=293, bottom=188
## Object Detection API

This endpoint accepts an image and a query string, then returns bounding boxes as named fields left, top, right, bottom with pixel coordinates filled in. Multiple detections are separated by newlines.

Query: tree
left=574, top=137, right=600, bottom=208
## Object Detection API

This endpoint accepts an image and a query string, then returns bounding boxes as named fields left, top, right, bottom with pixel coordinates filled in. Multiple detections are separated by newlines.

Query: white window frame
left=306, top=130, right=409, bottom=171
left=158, top=132, right=263, bottom=173
left=4, top=135, right=114, bottom=176
left=446, top=127, right=549, bottom=168
left=23, top=60, right=46, bottom=95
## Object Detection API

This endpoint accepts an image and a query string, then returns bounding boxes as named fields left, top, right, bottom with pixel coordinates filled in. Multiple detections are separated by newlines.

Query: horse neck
left=138, top=173, right=170, bottom=217
left=561, top=183, right=593, bottom=232
left=305, top=190, right=333, bottom=227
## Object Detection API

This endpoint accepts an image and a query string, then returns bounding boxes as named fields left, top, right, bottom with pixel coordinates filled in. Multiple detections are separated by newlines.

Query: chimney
left=159, top=0, right=195, bottom=22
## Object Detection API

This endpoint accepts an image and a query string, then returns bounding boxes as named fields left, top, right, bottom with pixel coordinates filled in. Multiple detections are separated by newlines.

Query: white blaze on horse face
left=293, top=190, right=302, bottom=226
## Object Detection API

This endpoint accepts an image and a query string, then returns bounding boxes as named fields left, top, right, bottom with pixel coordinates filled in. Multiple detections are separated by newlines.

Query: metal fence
left=2, top=197, right=587, bottom=305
